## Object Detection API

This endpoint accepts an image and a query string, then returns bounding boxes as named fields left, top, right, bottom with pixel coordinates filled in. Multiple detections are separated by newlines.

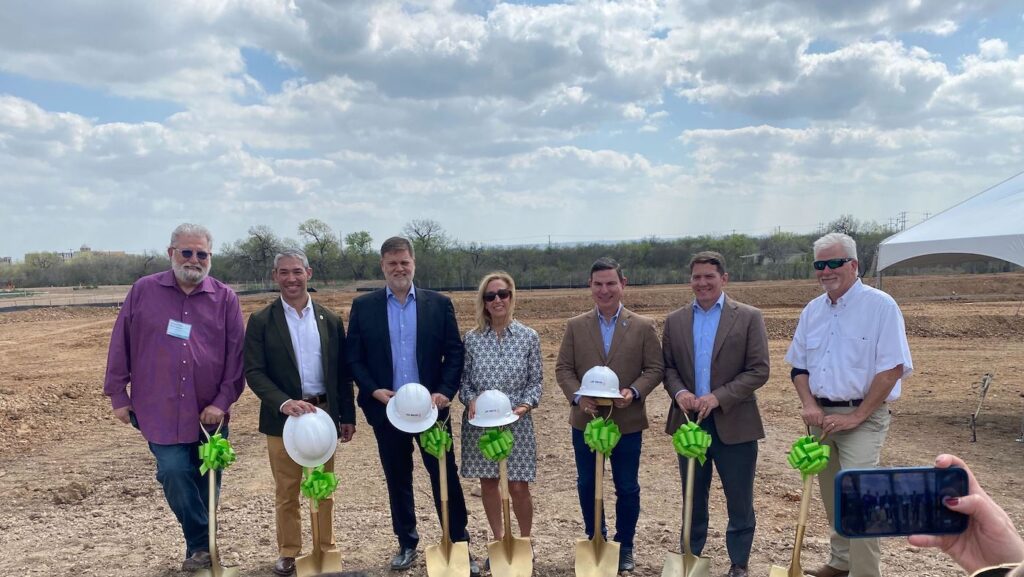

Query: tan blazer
left=556, top=306, right=664, bottom=435
left=662, top=295, right=769, bottom=444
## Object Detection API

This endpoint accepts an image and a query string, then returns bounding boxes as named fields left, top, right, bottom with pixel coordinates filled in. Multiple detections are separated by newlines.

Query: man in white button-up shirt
left=785, top=233, right=913, bottom=577
left=245, top=249, right=355, bottom=576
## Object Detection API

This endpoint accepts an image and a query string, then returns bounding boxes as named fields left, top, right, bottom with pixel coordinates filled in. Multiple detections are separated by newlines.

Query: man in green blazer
left=244, top=249, right=356, bottom=576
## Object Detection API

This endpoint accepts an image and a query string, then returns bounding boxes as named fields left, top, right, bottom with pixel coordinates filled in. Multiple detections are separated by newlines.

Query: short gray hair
left=274, top=248, right=309, bottom=269
left=813, top=232, right=858, bottom=260
left=170, top=223, right=213, bottom=248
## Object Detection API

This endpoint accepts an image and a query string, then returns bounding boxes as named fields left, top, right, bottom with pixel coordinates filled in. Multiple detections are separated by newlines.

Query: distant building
left=0, top=256, right=11, bottom=264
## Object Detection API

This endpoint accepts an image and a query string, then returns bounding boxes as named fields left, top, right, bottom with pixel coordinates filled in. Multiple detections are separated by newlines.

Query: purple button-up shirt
left=104, top=270, right=245, bottom=445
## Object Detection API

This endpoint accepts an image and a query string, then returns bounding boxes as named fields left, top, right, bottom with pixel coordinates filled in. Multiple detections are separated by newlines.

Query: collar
left=828, top=278, right=865, bottom=307
left=386, top=284, right=417, bottom=301
left=692, top=292, right=726, bottom=313
left=280, top=294, right=312, bottom=315
left=157, top=269, right=213, bottom=294
left=595, top=302, right=623, bottom=323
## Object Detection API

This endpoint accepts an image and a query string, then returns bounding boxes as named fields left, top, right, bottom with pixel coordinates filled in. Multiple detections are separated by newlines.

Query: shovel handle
left=682, top=456, right=697, bottom=557
left=499, top=459, right=514, bottom=558
left=592, top=451, right=606, bottom=553
left=438, top=454, right=453, bottom=553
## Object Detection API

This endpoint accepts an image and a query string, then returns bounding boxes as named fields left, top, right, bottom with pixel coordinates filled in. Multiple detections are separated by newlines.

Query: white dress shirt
left=282, top=295, right=326, bottom=399
left=785, top=279, right=913, bottom=402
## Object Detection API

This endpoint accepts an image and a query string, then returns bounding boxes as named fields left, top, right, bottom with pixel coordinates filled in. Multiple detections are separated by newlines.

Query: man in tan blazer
left=556, top=257, right=664, bottom=573
left=662, top=251, right=769, bottom=577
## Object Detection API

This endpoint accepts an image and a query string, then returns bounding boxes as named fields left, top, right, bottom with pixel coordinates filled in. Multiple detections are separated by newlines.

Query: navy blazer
left=345, top=287, right=465, bottom=428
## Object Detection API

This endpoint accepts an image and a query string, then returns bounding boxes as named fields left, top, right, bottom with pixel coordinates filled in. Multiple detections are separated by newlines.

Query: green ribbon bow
left=197, top=433, right=236, bottom=476
left=583, top=416, right=621, bottom=456
left=419, top=423, right=453, bottom=460
left=787, top=435, right=831, bottom=478
left=301, top=464, right=338, bottom=508
left=479, top=429, right=515, bottom=462
left=672, top=421, right=712, bottom=465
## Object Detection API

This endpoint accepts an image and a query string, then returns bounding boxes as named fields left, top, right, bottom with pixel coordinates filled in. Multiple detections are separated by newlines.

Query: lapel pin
left=319, top=315, right=324, bottom=320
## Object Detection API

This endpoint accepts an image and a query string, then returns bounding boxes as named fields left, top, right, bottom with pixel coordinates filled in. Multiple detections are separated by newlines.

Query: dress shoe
left=181, top=550, right=212, bottom=571
left=806, top=565, right=850, bottom=577
left=726, top=564, right=749, bottom=577
left=618, top=548, right=635, bottom=573
left=273, top=556, right=296, bottom=576
left=390, top=547, right=418, bottom=571
left=469, top=556, right=481, bottom=576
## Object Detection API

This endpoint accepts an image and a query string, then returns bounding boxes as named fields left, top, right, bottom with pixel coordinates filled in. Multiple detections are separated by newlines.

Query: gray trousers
left=815, top=405, right=891, bottom=577
left=678, top=414, right=758, bottom=568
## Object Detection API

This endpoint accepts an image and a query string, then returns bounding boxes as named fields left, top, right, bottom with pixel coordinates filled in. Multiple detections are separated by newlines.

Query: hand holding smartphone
left=836, top=466, right=969, bottom=538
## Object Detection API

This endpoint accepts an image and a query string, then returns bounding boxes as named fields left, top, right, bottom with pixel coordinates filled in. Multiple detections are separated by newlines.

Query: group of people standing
left=105, top=223, right=918, bottom=577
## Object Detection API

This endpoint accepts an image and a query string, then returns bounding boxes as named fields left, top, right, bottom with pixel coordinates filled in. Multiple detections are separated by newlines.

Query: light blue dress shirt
left=387, top=285, right=420, bottom=390
left=597, top=303, right=623, bottom=357
left=692, top=292, right=725, bottom=398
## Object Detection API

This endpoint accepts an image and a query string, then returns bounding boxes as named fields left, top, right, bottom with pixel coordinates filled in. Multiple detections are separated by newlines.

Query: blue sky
left=1, top=0, right=1022, bottom=258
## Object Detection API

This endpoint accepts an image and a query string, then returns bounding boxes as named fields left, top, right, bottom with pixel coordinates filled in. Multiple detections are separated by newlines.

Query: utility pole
left=898, top=211, right=907, bottom=231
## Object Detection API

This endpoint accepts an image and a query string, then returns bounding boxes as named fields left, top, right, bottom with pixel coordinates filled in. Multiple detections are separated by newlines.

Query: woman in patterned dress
left=459, top=271, right=543, bottom=542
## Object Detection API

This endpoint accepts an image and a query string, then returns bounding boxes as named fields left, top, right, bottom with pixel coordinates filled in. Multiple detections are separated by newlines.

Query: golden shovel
left=574, top=450, right=620, bottom=577
left=295, top=473, right=343, bottom=577
left=769, top=431, right=829, bottom=577
left=425, top=455, right=471, bottom=577
left=661, top=454, right=711, bottom=577
left=488, top=459, right=533, bottom=577
left=196, top=425, right=239, bottom=577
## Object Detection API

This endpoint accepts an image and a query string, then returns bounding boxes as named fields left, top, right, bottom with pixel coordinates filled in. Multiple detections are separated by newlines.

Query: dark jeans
left=148, top=427, right=225, bottom=558
left=679, top=415, right=757, bottom=566
left=572, top=427, right=642, bottom=550
left=372, top=420, right=470, bottom=549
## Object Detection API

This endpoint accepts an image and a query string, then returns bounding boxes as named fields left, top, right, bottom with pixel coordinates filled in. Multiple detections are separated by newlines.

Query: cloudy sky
left=1, top=0, right=1022, bottom=259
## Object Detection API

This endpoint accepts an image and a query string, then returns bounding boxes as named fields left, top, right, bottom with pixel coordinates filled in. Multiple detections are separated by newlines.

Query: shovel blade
left=574, top=537, right=620, bottom=577
left=487, top=536, right=533, bottom=577
left=681, top=553, right=711, bottom=577
left=769, top=564, right=791, bottom=577
left=662, top=552, right=684, bottom=577
left=195, top=565, right=239, bottom=577
left=425, top=540, right=470, bottom=577
left=295, top=552, right=321, bottom=577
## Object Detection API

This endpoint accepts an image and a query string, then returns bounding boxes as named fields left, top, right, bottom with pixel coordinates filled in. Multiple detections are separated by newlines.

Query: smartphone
left=835, top=467, right=969, bottom=538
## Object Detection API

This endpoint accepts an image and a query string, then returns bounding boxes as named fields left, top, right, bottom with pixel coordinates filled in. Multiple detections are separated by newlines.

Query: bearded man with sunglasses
left=785, top=232, right=913, bottom=577
left=104, top=222, right=245, bottom=572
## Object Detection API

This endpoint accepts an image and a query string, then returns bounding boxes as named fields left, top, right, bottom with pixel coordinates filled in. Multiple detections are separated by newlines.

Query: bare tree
left=402, top=219, right=451, bottom=255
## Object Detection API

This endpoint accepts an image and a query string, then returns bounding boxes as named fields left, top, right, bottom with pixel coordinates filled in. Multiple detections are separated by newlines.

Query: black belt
left=816, top=397, right=862, bottom=407
left=302, top=393, right=328, bottom=405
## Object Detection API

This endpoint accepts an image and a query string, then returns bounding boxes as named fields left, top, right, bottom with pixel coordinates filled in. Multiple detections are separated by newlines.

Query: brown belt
left=302, top=393, right=328, bottom=405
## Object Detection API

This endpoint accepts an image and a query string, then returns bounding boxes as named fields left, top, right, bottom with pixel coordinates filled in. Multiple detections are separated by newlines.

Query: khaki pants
left=267, top=435, right=336, bottom=557
left=814, top=405, right=890, bottom=577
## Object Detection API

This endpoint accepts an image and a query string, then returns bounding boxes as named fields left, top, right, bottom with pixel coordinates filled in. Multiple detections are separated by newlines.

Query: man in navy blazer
left=346, top=236, right=475, bottom=574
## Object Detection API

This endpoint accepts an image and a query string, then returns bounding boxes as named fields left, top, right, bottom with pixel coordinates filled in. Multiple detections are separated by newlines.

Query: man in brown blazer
left=556, top=257, right=664, bottom=573
left=662, top=251, right=769, bottom=577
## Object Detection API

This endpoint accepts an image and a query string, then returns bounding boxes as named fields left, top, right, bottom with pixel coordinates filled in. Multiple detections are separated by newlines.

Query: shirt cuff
left=630, top=386, right=641, bottom=401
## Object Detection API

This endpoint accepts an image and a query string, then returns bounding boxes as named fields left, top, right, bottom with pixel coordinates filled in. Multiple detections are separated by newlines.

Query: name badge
left=167, top=319, right=192, bottom=340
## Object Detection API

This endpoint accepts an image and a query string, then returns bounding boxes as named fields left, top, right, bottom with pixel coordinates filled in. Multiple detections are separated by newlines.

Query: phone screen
left=836, top=467, right=969, bottom=538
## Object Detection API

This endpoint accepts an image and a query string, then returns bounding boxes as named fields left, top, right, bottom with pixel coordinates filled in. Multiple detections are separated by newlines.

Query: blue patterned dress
left=458, top=320, right=543, bottom=481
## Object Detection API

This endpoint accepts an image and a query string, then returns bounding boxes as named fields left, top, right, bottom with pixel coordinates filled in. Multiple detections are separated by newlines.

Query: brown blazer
left=556, top=306, right=664, bottom=435
left=662, top=294, right=769, bottom=444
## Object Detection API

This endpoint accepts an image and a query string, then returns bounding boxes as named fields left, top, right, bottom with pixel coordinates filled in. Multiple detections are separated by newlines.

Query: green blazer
left=244, top=297, right=355, bottom=437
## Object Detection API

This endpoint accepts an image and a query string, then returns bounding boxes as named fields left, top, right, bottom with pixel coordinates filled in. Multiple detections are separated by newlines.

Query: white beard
left=172, top=260, right=209, bottom=285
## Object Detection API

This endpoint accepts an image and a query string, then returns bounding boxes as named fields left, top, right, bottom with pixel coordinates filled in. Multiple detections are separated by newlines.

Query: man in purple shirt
left=104, top=223, right=245, bottom=572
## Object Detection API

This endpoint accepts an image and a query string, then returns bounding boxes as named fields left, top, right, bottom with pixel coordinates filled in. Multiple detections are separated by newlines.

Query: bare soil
left=1, top=273, right=1022, bottom=577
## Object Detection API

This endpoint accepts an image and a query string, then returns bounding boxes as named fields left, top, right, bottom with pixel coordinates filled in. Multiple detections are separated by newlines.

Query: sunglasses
left=174, top=248, right=210, bottom=261
left=813, top=258, right=853, bottom=271
left=483, top=289, right=512, bottom=302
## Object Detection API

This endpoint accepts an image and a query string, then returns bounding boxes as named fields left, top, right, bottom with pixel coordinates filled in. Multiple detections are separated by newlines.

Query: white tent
left=877, top=171, right=1024, bottom=271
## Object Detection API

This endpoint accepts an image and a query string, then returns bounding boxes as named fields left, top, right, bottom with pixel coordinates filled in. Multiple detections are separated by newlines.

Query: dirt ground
left=1, top=273, right=1022, bottom=577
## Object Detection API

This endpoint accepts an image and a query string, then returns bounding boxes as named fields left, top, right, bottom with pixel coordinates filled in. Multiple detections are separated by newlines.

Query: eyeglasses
left=483, top=289, right=512, bottom=302
left=174, top=248, right=210, bottom=261
left=813, top=258, right=853, bottom=271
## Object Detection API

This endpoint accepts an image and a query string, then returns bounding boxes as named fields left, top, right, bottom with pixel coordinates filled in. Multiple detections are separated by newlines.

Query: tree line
left=1, top=216, right=1015, bottom=290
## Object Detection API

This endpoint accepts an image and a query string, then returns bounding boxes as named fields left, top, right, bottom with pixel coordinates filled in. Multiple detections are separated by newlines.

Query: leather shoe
left=618, top=548, right=635, bottom=573
left=806, top=565, right=849, bottom=577
left=469, top=556, right=481, bottom=576
left=726, top=564, right=748, bottom=577
left=390, top=547, right=417, bottom=571
left=273, top=556, right=296, bottom=576
left=181, top=550, right=211, bottom=571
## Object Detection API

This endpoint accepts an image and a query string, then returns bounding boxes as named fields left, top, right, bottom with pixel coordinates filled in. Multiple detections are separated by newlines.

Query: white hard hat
left=386, top=382, right=439, bottom=433
left=468, top=390, right=520, bottom=428
left=283, top=407, right=338, bottom=467
left=578, top=365, right=623, bottom=399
